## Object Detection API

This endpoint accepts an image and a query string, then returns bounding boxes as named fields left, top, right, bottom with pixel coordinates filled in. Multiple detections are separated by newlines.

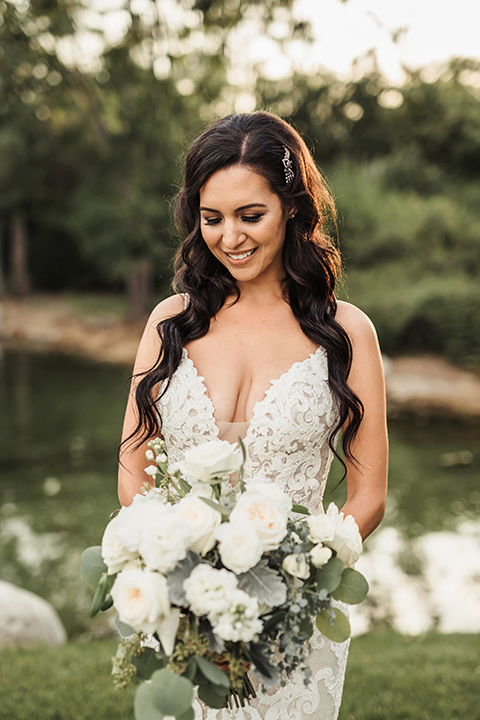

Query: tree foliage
left=1, top=0, right=480, bottom=357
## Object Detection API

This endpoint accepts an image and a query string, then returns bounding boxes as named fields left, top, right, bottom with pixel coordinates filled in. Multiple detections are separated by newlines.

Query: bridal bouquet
left=81, top=438, right=368, bottom=720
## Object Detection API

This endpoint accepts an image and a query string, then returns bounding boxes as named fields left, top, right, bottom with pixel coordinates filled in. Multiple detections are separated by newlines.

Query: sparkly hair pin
left=282, top=146, right=294, bottom=184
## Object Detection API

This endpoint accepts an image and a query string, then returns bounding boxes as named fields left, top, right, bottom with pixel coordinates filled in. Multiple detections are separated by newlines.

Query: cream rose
left=230, top=492, right=288, bottom=551
left=183, top=564, right=238, bottom=617
left=111, top=568, right=171, bottom=636
left=177, top=440, right=242, bottom=482
left=243, top=478, right=293, bottom=514
left=310, top=543, right=333, bottom=568
left=306, top=512, right=335, bottom=544
left=115, top=493, right=166, bottom=553
left=139, top=509, right=190, bottom=573
left=101, top=516, right=139, bottom=575
left=282, top=553, right=310, bottom=580
left=328, top=513, right=363, bottom=568
left=216, top=520, right=263, bottom=574
left=176, top=494, right=222, bottom=555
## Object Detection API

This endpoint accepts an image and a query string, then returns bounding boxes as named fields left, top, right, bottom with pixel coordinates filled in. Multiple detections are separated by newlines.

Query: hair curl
left=128, top=111, right=363, bottom=478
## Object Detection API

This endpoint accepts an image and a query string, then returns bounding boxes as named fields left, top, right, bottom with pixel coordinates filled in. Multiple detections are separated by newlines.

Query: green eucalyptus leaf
left=80, top=546, right=107, bottom=591
left=182, top=657, right=199, bottom=683
left=298, top=614, right=313, bottom=639
left=315, top=607, right=351, bottom=643
left=197, top=682, right=228, bottom=709
left=291, top=504, right=310, bottom=515
left=133, top=647, right=167, bottom=681
left=194, top=655, right=230, bottom=689
left=151, top=669, right=193, bottom=717
left=176, top=707, right=195, bottom=720
left=115, top=613, right=134, bottom=637
left=315, top=556, right=344, bottom=593
left=331, top=568, right=369, bottom=605
left=134, top=682, right=164, bottom=720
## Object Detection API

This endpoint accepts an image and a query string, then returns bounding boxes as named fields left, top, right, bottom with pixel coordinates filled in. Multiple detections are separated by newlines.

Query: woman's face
left=199, top=164, right=291, bottom=286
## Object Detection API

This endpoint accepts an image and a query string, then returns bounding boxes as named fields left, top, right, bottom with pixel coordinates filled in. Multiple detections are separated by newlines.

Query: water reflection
left=0, top=348, right=479, bottom=636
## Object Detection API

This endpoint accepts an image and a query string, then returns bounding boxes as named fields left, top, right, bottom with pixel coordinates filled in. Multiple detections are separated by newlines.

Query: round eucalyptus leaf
left=80, top=546, right=107, bottom=591
left=176, top=707, right=195, bottom=720
left=197, top=682, right=228, bottom=709
left=315, top=607, right=351, bottom=643
left=134, top=683, right=164, bottom=720
left=332, top=568, right=369, bottom=605
left=194, top=655, right=230, bottom=689
left=315, top=556, right=344, bottom=593
left=151, top=669, right=193, bottom=716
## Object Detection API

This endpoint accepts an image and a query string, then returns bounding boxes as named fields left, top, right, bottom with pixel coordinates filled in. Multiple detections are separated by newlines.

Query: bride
left=118, top=111, right=388, bottom=719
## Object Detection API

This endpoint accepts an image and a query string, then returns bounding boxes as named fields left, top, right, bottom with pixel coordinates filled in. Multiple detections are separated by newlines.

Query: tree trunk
left=10, top=213, right=31, bottom=297
left=0, top=220, right=5, bottom=298
left=127, top=259, right=153, bottom=320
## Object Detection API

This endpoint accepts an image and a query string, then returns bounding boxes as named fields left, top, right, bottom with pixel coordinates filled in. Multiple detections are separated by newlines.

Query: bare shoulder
left=132, top=294, right=185, bottom=371
left=147, top=294, right=185, bottom=326
left=335, top=300, right=379, bottom=348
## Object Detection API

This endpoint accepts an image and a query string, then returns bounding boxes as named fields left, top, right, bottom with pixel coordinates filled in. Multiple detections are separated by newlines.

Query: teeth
left=226, top=249, right=256, bottom=260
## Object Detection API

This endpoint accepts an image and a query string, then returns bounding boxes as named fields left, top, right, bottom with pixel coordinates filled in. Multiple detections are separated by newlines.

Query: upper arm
left=335, top=301, right=388, bottom=513
left=118, top=294, right=185, bottom=506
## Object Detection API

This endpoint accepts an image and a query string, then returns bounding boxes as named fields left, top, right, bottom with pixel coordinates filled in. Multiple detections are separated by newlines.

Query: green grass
left=0, top=640, right=135, bottom=720
left=0, top=632, right=478, bottom=720
left=340, top=631, right=480, bottom=720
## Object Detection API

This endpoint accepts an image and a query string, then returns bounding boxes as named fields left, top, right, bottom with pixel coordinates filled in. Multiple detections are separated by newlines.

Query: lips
left=224, top=248, right=258, bottom=264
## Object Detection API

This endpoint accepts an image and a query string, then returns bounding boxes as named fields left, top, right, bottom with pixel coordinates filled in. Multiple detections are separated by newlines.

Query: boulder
left=0, top=580, right=67, bottom=646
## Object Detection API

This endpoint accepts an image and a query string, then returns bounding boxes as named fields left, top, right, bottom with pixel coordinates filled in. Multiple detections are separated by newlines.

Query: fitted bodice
left=157, top=345, right=340, bottom=513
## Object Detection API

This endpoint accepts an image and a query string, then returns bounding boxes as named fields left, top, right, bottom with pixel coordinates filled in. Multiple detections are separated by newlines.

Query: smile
left=225, top=248, right=257, bottom=261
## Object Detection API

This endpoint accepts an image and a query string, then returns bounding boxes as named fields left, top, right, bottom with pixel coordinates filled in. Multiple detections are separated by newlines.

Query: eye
left=242, top=214, right=263, bottom=223
left=203, top=217, right=221, bottom=226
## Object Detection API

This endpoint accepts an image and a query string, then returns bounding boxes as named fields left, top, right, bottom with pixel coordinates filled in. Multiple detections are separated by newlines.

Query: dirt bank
left=2, top=295, right=480, bottom=418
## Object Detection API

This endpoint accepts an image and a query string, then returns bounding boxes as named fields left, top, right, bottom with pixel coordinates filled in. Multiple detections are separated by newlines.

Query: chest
left=184, top=310, right=319, bottom=423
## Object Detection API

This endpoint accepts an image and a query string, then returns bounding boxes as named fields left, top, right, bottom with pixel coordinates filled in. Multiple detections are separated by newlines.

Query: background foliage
left=1, top=0, right=479, bottom=361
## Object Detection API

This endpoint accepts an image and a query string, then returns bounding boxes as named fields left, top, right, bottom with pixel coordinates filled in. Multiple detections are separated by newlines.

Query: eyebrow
left=199, top=203, right=268, bottom=212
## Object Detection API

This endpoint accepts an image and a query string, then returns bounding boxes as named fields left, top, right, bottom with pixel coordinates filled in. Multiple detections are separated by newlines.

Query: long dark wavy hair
left=127, top=111, right=364, bottom=475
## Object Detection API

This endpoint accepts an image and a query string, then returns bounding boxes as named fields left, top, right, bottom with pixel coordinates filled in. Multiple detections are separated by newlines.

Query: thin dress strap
left=183, top=293, right=189, bottom=311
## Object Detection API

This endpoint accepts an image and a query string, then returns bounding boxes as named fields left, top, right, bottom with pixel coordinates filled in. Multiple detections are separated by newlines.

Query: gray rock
left=0, top=580, right=67, bottom=646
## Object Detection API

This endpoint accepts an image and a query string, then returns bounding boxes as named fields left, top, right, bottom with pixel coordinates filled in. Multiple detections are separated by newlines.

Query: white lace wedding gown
left=157, top=345, right=350, bottom=719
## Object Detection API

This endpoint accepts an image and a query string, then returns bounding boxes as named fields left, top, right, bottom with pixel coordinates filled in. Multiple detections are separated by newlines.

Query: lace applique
left=157, top=348, right=348, bottom=720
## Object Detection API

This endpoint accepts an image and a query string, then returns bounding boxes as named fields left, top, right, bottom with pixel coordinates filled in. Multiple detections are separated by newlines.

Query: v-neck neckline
left=181, top=345, right=324, bottom=440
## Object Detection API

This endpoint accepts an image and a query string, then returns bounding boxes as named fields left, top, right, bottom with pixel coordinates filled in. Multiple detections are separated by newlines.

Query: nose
left=222, top=220, right=247, bottom=250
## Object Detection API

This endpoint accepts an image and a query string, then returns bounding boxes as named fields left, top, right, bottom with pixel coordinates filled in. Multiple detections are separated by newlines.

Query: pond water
left=1, top=348, right=479, bottom=637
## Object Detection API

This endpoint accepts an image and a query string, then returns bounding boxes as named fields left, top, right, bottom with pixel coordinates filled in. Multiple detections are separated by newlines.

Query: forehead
left=199, top=165, right=280, bottom=209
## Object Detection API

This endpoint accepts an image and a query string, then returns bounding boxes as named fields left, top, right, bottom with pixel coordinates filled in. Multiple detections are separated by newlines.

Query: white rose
left=115, top=495, right=166, bottom=553
left=328, top=513, right=363, bottom=568
left=101, top=516, right=138, bottom=575
left=306, top=512, right=336, bottom=544
left=243, top=478, right=293, bottom=514
left=310, top=543, right=333, bottom=568
left=139, top=508, right=190, bottom=573
left=183, top=564, right=238, bottom=617
left=230, top=492, right=288, bottom=551
left=216, top=520, right=263, bottom=574
left=282, top=553, right=310, bottom=580
left=176, top=494, right=222, bottom=555
left=212, top=589, right=263, bottom=643
left=177, top=440, right=242, bottom=482
left=111, top=568, right=171, bottom=635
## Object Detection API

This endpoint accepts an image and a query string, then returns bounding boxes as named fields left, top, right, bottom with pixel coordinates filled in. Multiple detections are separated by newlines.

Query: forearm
left=340, top=494, right=386, bottom=541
